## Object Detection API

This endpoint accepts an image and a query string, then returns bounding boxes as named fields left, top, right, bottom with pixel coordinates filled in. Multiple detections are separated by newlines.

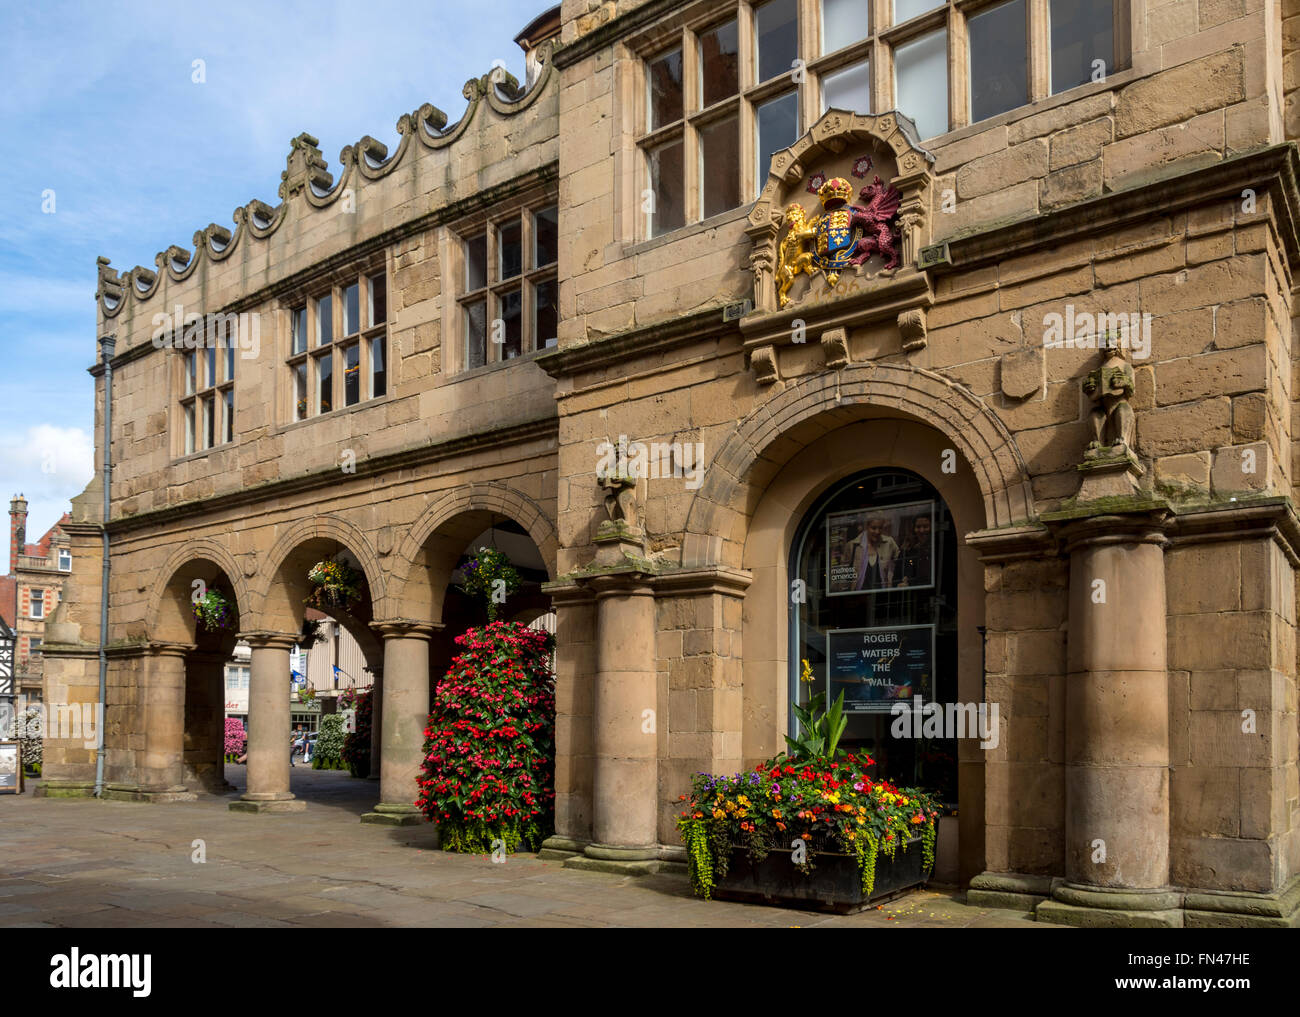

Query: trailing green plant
left=193, top=589, right=234, bottom=631
left=459, top=546, right=521, bottom=622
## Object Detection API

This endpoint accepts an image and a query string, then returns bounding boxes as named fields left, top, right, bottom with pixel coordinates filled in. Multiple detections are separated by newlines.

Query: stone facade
left=39, top=0, right=1300, bottom=925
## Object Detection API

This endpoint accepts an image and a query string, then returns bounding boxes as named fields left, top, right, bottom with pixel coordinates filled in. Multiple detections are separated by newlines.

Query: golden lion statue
left=775, top=203, right=817, bottom=309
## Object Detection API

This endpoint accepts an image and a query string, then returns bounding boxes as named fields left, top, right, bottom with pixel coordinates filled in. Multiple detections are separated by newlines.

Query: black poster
left=826, top=625, right=935, bottom=713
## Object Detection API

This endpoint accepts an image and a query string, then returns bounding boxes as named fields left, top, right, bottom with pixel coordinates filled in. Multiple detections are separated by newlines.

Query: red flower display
left=415, top=621, right=556, bottom=854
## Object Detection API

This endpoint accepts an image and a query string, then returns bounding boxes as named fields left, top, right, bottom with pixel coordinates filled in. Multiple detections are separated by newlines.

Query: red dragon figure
left=847, top=176, right=903, bottom=271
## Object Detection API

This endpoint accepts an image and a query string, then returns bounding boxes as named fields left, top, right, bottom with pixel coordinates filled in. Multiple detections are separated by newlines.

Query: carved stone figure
left=597, top=464, right=638, bottom=530
left=1082, top=346, right=1137, bottom=458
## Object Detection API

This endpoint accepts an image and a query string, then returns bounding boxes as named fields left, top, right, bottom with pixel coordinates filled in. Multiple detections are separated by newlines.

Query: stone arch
left=682, top=362, right=1034, bottom=568
left=145, top=537, right=252, bottom=644
left=386, top=482, right=558, bottom=618
left=253, top=513, right=387, bottom=634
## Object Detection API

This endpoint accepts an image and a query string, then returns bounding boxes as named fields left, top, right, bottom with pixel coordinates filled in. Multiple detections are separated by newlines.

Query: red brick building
left=8, top=495, right=72, bottom=702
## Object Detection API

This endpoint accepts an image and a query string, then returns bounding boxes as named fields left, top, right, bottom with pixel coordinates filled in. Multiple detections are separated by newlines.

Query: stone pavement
left=0, top=766, right=1044, bottom=928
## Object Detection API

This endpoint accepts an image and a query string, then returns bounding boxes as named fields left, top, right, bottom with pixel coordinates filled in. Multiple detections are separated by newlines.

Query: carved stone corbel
left=898, top=307, right=927, bottom=352
left=751, top=344, right=780, bottom=385
left=821, top=327, right=849, bottom=369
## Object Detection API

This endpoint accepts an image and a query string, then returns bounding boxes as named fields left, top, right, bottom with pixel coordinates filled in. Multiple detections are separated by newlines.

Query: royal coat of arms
left=775, top=174, right=903, bottom=308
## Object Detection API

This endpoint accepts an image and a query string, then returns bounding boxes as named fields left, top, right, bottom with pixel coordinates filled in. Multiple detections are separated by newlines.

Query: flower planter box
left=714, top=835, right=931, bottom=913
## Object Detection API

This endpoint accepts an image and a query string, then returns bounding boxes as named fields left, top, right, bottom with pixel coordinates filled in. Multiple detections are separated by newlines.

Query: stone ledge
left=1037, top=900, right=1184, bottom=928
left=228, top=799, right=307, bottom=814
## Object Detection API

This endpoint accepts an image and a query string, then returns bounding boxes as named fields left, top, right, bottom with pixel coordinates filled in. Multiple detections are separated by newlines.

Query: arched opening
left=788, top=467, right=959, bottom=803
left=148, top=556, right=245, bottom=794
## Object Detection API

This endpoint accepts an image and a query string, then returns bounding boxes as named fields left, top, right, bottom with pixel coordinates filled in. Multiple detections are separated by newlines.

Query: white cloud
left=0, top=424, right=94, bottom=570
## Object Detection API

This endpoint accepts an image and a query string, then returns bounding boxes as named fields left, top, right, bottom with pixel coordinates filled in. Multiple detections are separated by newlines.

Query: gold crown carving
left=818, top=176, right=853, bottom=207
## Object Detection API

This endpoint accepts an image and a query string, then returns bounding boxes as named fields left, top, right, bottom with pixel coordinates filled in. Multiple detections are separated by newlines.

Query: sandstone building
left=40, top=0, right=1300, bottom=926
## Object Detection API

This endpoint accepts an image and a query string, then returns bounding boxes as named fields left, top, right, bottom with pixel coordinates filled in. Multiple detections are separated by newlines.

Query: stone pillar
left=368, top=667, right=383, bottom=779
left=134, top=642, right=196, bottom=801
left=362, top=621, right=436, bottom=825
left=583, top=574, right=658, bottom=864
left=1040, top=511, right=1179, bottom=926
left=231, top=632, right=304, bottom=813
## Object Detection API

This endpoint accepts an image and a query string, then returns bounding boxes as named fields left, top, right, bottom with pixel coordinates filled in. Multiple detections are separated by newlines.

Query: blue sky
left=0, top=0, right=551, bottom=569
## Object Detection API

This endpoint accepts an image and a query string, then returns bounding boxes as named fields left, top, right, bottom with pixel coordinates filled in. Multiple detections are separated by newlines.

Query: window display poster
left=0, top=741, right=20, bottom=793
left=825, top=500, right=934, bottom=595
left=826, top=625, right=934, bottom=713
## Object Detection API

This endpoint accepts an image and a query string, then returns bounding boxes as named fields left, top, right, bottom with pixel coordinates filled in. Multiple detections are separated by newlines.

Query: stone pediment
left=743, top=110, right=936, bottom=384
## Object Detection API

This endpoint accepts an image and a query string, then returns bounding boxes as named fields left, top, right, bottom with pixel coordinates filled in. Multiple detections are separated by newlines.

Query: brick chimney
left=9, top=494, right=27, bottom=572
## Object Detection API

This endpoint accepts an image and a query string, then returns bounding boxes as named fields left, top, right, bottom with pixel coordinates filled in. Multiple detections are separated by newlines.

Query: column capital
left=370, top=619, right=442, bottom=640
left=588, top=573, right=655, bottom=599
left=1054, top=509, right=1172, bottom=554
left=241, top=630, right=298, bottom=651
left=146, top=640, right=197, bottom=659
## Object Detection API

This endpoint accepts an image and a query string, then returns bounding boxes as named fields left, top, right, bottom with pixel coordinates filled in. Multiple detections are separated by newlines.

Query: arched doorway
left=788, top=467, right=958, bottom=805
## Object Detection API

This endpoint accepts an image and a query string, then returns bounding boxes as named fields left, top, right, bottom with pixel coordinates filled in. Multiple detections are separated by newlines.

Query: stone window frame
left=29, top=589, right=44, bottom=620
left=177, top=336, right=235, bottom=457
left=449, top=197, right=560, bottom=374
left=57, top=548, right=70, bottom=572
left=284, top=258, right=389, bottom=424
left=630, top=0, right=1130, bottom=240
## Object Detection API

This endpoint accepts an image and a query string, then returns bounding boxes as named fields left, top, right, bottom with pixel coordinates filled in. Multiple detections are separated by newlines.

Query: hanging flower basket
left=193, top=589, right=234, bottom=631
left=460, top=546, right=521, bottom=622
left=306, top=560, right=363, bottom=610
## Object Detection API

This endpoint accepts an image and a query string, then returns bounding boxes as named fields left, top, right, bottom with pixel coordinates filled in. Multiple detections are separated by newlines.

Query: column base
left=561, top=843, right=687, bottom=877
left=360, top=804, right=425, bottom=827
left=537, top=835, right=588, bottom=861
left=1037, top=882, right=1184, bottom=928
left=966, top=872, right=1052, bottom=915
left=35, top=781, right=97, bottom=799
left=230, top=793, right=306, bottom=813
left=102, top=784, right=198, bottom=803
left=1183, top=876, right=1300, bottom=929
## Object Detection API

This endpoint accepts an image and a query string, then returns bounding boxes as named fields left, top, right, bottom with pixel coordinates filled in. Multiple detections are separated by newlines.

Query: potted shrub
left=306, top=560, right=363, bottom=610
left=676, top=660, right=941, bottom=912
left=193, top=589, right=234, bottom=631
left=341, top=686, right=372, bottom=778
left=311, top=714, right=347, bottom=770
left=416, top=621, right=555, bottom=853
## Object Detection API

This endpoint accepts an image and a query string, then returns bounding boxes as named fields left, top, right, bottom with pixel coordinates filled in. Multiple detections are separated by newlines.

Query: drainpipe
left=95, top=333, right=115, bottom=798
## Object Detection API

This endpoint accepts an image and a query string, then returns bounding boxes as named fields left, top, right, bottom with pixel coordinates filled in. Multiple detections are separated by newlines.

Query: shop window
left=789, top=468, right=958, bottom=803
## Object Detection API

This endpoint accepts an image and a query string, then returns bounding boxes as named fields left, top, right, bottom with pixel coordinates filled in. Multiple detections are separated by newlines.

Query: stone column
left=231, top=632, right=304, bottom=813
left=583, top=574, right=659, bottom=865
left=1040, top=511, right=1178, bottom=926
left=367, top=667, right=383, bottom=779
left=136, top=642, right=196, bottom=800
left=362, top=621, right=437, bottom=825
